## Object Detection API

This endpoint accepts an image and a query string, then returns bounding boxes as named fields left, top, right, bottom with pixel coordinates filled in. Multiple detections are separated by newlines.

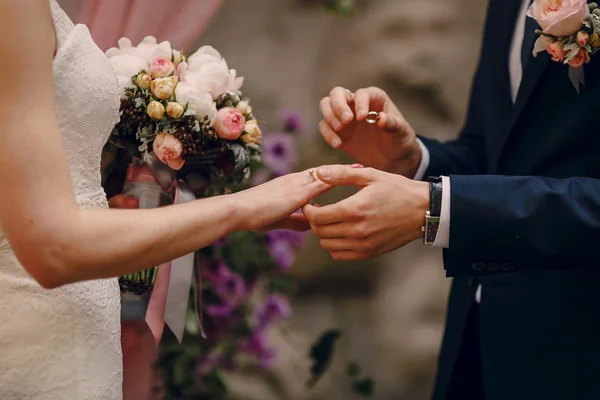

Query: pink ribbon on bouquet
left=124, top=160, right=202, bottom=345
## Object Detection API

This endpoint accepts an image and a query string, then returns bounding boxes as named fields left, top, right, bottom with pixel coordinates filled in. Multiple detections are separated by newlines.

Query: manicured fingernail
left=331, top=137, right=341, bottom=148
left=332, top=119, right=342, bottom=131
left=318, top=167, right=331, bottom=179
left=124, top=197, right=138, bottom=207
left=350, top=163, right=364, bottom=168
left=341, top=111, right=353, bottom=123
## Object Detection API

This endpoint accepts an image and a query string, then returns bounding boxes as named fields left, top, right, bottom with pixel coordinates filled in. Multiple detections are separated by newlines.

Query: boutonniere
left=528, top=0, right=600, bottom=92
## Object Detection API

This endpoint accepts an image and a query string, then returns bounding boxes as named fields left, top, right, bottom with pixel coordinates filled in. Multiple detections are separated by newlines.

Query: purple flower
left=280, top=110, right=304, bottom=133
left=258, top=295, right=291, bottom=328
left=266, top=230, right=306, bottom=248
left=240, top=330, right=277, bottom=369
left=262, top=133, right=297, bottom=176
left=213, top=269, right=247, bottom=305
left=203, top=260, right=230, bottom=284
left=205, top=303, right=234, bottom=318
left=267, top=239, right=295, bottom=271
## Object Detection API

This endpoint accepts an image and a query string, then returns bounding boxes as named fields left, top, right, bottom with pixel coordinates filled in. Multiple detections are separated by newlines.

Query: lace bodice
left=0, top=1, right=123, bottom=399
left=51, top=1, right=120, bottom=208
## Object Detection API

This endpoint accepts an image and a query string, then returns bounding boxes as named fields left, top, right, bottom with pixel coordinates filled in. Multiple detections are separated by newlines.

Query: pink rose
left=527, top=0, right=589, bottom=37
left=153, top=132, right=185, bottom=170
left=568, top=47, right=590, bottom=67
left=547, top=40, right=566, bottom=62
left=213, top=107, right=245, bottom=140
left=577, top=31, right=589, bottom=46
left=148, top=57, right=175, bottom=78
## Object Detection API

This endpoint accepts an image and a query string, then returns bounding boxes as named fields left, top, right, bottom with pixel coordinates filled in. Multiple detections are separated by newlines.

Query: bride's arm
left=0, top=1, right=330, bottom=288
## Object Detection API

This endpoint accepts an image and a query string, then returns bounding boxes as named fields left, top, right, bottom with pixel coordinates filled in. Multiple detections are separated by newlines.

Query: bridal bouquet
left=104, top=37, right=262, bottom=294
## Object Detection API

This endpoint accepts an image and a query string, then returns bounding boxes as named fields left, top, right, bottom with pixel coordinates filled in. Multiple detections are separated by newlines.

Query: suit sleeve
left=444, top=175, right=600, bottom=276
left=417, top=62, right=488, bottom=178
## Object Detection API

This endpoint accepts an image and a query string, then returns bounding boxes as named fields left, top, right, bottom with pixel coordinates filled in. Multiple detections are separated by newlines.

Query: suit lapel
left=496, top=10, right=550, bottom=161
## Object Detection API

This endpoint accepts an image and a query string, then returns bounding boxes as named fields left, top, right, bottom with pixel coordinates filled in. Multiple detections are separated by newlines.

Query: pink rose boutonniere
left=529, top=0, right=600, bottom=91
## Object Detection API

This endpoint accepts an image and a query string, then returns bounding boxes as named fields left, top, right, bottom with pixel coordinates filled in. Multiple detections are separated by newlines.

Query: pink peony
left=527, top=0, right=589, bottom=37
left=213, top=107, right=245, bottom=140
left=568, top=47, right=590, bottom=67
left=548, top=41, right=566, bottom=61
left=153, top=132, right=185, bottom=170
left=148, top=57, right=175, bottom=78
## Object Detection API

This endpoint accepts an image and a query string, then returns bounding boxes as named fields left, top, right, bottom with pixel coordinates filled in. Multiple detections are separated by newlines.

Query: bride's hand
left=232, top=169, right=332, bottom=232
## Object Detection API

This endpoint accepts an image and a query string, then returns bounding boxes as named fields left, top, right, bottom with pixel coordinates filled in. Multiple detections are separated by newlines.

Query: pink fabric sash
left=125, top=163, right=200, bottom=345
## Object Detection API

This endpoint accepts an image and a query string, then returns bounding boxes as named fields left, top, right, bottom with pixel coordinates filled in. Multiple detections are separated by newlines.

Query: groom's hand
left=303, top=165, right=429, bottom=260
left=319, top=86, right=422, bottom=177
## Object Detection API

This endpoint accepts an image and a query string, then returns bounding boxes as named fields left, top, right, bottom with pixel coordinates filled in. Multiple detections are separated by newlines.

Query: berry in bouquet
left=102, top=37, right=263, bottom=295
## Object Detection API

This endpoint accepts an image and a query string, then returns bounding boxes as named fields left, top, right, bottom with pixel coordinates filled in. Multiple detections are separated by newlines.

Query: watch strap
left=428, top=176, right=442, bottom=216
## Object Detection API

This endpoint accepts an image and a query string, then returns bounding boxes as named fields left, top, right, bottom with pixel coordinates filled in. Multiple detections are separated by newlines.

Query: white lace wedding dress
left=0, top=1, right=122, bottom=398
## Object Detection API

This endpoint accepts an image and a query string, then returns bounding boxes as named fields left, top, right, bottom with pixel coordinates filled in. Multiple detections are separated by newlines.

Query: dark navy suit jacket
left=420, top=0, right=600, bottom=398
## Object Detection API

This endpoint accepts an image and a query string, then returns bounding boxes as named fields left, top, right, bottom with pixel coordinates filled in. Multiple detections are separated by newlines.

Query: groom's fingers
left=304, top=201, right=353, bottom=227
left=329, top=86, right=354, bottom=124
left=320, top=97, right=342, bottom=133
left=354, top=87, right=387, bottom=120
left=315, top=164, right=376, bottom=187
left=319, top=119, right=342, bottom=148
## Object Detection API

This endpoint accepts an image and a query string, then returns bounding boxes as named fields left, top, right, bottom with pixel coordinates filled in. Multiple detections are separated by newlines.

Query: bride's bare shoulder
left=0, top=0, right=56, bottom=59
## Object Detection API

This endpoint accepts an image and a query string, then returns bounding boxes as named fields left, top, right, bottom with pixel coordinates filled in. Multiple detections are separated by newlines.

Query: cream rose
left=241, top=120, right=262, bottom=145
left=153, top=133, right=185, bottom=170
left=151, top=76, right=178, bottom=100
left=527, top=0, right=589, bottom=37
left=166, top=102, right=185, bottom=119
left=147, top=101, right=165, bottom=120
left=235, top=100, right=252, bottom=115
left=135, top=73, right=152, bottom=89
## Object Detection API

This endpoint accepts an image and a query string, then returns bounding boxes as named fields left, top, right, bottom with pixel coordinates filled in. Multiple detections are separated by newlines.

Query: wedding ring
left=366, top=111, right=380, bottom=124
left=309, top=168, right=316, bottom=181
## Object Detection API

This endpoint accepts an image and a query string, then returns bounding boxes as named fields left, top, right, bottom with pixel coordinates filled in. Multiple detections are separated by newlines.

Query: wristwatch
left=422, top=176, right=442, bottom=246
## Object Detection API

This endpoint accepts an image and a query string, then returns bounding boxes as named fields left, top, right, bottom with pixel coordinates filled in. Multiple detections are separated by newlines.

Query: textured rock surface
left=198, top=1, right=487, bottom=399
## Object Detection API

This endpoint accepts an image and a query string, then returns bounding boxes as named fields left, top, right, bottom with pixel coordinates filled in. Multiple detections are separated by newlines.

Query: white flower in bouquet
left=175, top=81, right=217, bottom=125
left=106, top=36, right=172, bottom=95
left=183, top=46, right=244, bottom=99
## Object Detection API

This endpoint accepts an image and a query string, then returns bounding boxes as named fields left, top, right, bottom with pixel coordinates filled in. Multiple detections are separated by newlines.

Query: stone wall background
left=197, top=1, right=487, bottom=399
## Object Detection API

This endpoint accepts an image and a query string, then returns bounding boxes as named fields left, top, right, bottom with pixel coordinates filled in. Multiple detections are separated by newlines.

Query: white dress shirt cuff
left=413, top=138, right=430, bottom=181
left=432, top=176, right=451, bottom=248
